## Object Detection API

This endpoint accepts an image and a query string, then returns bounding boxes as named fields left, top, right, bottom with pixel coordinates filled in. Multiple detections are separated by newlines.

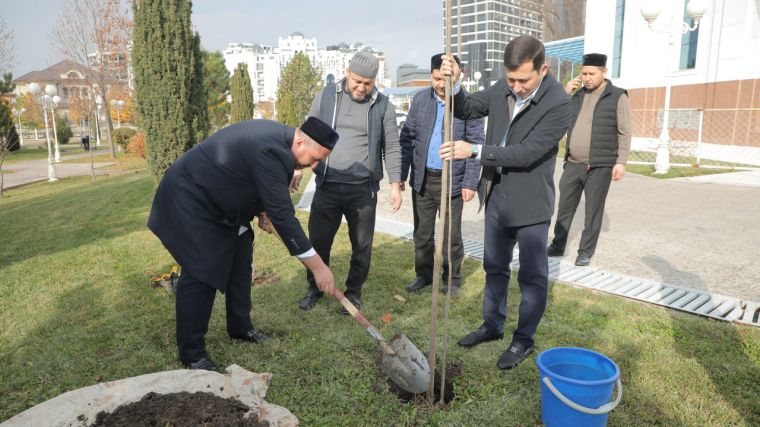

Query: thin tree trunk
left=100, top=88, right=116, bottom=159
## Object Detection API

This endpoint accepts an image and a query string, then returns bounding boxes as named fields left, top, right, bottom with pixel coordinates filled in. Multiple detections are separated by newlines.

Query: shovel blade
left=380, top=333, right=430, bottom=394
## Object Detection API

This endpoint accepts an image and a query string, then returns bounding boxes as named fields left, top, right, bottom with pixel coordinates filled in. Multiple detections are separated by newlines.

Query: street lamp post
left=640, top=0, right=709, bottom=174
left=28, top=83, right=58, bottom=182
left=49, top=91, right=62, bottom=163
left=11, top=107, right=25, bottom=147
left=95, top=96, right=103, bottom=147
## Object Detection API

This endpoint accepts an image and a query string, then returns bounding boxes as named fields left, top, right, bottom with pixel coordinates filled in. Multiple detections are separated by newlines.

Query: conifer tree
left=0, top=100, right=20, bottom=152
left=132, top=0, right=207, bottom=180
left=276, top=52, right=321, bottom=127
left=229, top=63, right=254, bottom=124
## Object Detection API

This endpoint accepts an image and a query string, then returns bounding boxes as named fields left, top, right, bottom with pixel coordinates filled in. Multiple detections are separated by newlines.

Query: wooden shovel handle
left=261, top=215, right=394, bottom=356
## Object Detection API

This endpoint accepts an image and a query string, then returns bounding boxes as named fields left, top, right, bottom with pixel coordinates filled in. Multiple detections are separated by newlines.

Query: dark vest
left=566, top=81, right=627, bottom=167
left=314, top=81, right=389, bottom=191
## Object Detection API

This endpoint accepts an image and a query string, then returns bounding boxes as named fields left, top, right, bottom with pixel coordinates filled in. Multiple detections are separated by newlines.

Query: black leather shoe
left=575, top=254, right=591, bottom=266
left=340, top=294, right=361, bottom=316
left=299, top=289, right=323, bottom=310
left=497, top=342, right=535, bottom=370
left=547, top=244, right=565, bottom=257
left=405, top=277, right=432, bottom=293
left=185, top=357, right=219, bottom=372
left=230, top=328, right=271, bottom=344
left=457, top=324, right=504, bottom=348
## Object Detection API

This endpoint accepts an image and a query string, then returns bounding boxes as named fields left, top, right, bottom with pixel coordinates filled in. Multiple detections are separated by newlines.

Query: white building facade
left=445, top=0, right=544, bottom=87
left=223, top=33, right=388, bottom=103
left=584, top=0, right=760, bottom=166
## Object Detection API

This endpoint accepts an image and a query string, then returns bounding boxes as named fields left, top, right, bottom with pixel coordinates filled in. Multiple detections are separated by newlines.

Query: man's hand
left=389, top=182, right=402, bottom=212
left=439, top=55, right=461, bottom=81
left=462, top=188, right=476, bottom=202
left=440, top=140, right=473, bottom=160
left=257, top=213, right=274, bottom=234
left=399, top=181, right=406, bottom=192
left=301, top=255, right=336, bottom=296
left=312, top=265, right=336, bottom=295
left=612, top=164, right=626, bottom=181
left=290, top=170, right=303, bottom=193
left=565, top=76, right=582, bottom=95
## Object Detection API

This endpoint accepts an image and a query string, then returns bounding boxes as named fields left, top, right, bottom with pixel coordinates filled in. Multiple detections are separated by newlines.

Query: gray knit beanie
left=348, top=52, right=379, bottom=78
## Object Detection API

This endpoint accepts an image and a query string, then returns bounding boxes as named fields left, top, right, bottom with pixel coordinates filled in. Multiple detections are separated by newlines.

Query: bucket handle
left=542, top=377, right=622, bottom=415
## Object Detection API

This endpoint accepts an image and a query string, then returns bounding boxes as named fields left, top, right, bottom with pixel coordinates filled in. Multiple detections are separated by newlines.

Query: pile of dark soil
left=87, top=391, right=258, bottom=426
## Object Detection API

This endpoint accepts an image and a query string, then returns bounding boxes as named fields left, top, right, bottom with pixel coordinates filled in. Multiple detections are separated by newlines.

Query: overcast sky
left=3, top=0, right=443, bottom=81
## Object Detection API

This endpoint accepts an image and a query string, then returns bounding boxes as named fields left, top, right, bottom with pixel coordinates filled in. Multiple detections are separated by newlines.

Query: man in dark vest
left=547, top=53, right=632, bottom=266
left=148, top=118, right=338, bottom=371
left=299, top=52, right=403, bottom=313
left=439, top=36, right=572, bottom=370
left=400, top=53, right=484, bottom=296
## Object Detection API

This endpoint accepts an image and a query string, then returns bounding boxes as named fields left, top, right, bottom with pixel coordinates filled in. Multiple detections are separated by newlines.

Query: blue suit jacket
left=452, top=74, right=572, bottom=227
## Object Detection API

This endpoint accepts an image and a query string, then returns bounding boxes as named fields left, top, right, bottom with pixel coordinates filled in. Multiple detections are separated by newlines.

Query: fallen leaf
left=393, top=294, right=407, bottom=303
left=381, top=313, right=393, bottom=324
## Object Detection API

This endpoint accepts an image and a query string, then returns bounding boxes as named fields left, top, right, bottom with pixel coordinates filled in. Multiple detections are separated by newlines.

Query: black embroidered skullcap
left=300, top=117, right=338, bottom=150
left=431, top=53, right=461, bottom=71
left=582, top=53, right=607, bottom=67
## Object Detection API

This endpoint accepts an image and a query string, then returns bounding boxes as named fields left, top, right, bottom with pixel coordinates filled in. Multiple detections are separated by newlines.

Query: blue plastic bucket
left=536, top=347, right=622, bottom=427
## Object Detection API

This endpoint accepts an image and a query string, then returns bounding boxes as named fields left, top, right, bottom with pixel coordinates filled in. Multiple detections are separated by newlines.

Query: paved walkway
left=2, top=150, right=116, bottom=189
left=326, top=161, right=760, bottom=303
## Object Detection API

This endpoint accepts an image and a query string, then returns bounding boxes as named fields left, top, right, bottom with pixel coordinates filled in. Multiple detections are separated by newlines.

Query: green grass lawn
left=626, top=163, right=736, bottom=179
left=4, top=142, right=89, bottom=164
left=1, top=172, right=758, bottom=425
left=63, top=151, right=147, bottom=171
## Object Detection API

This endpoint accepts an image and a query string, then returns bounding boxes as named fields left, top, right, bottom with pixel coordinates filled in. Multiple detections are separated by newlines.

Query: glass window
left=679, top=7, right=699, bottom=70
left=612, top=0, right=625, bottom=78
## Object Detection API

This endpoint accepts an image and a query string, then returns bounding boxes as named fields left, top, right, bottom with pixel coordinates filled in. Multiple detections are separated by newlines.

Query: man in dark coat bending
left=148, top=117, right=338, bottom=371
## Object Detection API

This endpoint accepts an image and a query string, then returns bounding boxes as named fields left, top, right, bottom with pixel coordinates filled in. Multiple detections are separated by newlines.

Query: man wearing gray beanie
left=299, top=51, right=404, bottom=313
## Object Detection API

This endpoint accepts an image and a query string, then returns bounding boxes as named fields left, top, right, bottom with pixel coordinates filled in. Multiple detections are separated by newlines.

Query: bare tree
left=0, top=17, right=16, bottom=73
left=50, top=0, right=132, bottom=159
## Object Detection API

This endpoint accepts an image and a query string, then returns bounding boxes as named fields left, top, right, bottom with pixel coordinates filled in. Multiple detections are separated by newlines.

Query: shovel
left=259, top=215, right=430, bottom=394
left=333, top=288, right=430, bottom=394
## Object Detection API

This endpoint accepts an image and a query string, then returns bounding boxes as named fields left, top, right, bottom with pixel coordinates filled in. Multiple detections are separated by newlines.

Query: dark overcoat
left=148, top=120, right=311, bottom=290
left=452, top=74, right=572, bottom=227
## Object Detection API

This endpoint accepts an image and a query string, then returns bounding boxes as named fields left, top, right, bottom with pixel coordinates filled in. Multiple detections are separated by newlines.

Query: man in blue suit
left=400, top=53, right=484, bottom=296
left=440, top=36, right=572, bottom=370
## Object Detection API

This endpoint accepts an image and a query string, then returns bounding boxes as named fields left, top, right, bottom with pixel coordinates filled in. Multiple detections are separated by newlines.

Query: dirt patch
left=252, top=268, right=279, bottom=287
left=88, top=391, right=259, bottom=426
left=385, top=364, right=461, bottom=405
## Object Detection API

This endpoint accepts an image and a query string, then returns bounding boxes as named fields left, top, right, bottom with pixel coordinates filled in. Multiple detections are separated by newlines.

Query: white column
left=654, top=83, right=671, bottom=174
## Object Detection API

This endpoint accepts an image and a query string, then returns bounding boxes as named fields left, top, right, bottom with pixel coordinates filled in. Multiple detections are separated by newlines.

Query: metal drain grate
left=370, top=217, right=760, bottom=327
left=297, top=193, right=760, bottom=328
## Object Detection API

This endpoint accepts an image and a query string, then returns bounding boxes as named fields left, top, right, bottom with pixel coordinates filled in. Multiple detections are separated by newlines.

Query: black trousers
left=175, top=230, right=254, bottom=365
left=412, top=171, right=465, bottom=286
left=551, top=162, right=613, bottom=257
left=482, top=182, right=549, bottom=348
left=307, top=181, right=377, bottom=297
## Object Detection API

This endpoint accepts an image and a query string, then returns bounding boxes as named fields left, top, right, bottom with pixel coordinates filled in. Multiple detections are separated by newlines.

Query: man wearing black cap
left=148, top=118, right=339, bottom=371
left=299, top=51, right=404, bottom=312
left=400, top=53, right=484, bottom=296
left=547, top=53, right=631, bottom=267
